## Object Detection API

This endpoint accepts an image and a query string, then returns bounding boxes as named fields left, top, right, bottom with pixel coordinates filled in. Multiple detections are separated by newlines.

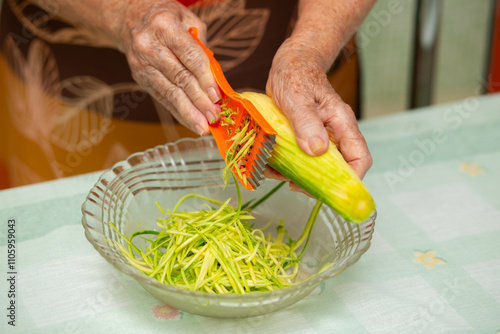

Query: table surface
left=1, top=93, right=500, bottom=334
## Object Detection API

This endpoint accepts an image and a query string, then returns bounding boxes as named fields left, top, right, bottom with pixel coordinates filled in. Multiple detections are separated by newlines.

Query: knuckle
left=131, top=30, right=151, bottom=53
left=152, top=14, right=181, bottom=44
left=154, top=93, right=170, bottom=108
left=321, top=92, right=341, bottom=108
left=149, top=10, right=176, bottom=29
left=365, top=154, right=374, bottom=169
left=163, top=85, right=180, bottom=104
left=291, top=112, right=324, bottom=136
left=172, top=68, right=193, bottom=90
left=183, top=46, right=206, bottom=70
left=189, top=93, right=207, bottom=110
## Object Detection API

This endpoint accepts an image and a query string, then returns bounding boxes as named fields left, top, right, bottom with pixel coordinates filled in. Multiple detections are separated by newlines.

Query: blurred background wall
left=359, top=0, right=495, bottom=118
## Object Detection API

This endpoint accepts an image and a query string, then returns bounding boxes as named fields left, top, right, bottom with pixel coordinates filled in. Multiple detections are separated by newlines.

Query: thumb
left=268, top=87, right=330, bottom=156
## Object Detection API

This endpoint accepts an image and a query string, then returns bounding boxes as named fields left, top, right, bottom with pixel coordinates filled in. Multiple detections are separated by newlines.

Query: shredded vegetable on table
left=110, top=180, right=323, bottom=294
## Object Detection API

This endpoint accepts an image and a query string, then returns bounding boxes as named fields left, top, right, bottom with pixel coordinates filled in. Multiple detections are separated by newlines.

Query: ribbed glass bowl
left=82, top=136, right=376, bottom=318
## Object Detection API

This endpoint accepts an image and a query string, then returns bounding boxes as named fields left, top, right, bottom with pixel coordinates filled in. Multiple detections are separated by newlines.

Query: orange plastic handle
left=188, top=27, right=276, bottom=135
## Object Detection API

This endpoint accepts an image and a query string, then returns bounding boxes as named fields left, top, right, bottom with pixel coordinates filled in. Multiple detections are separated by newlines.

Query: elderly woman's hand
left=116, top=0, right=220, bottom=135
left=266, top=38, right=372, bottom=182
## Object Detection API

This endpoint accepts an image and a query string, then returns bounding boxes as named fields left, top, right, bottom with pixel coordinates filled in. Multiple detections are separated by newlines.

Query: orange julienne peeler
left=189, top=27, right=276, bottom=190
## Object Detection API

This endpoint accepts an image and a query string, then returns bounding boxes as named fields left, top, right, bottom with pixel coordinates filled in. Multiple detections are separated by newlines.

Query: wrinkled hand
left=266, top=38, right=372, bottom=187
left=117, top=0, right=220, bottom=135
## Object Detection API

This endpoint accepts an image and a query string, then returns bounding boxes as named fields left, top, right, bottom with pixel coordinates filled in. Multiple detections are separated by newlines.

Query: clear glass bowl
left=81, top=136, right=376, bottom=318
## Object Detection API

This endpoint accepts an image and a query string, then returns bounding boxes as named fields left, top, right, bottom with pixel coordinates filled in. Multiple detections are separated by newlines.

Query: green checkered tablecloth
left=1, top=94, right=500, bottom=333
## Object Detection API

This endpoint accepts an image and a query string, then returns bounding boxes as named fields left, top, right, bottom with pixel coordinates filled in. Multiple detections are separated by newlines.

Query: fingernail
left=206, top=111, right=216, bottom=124
left=214, top=103, right=222, bottom=114
left=208, top=87, right=220, bottom=103
left=308, top=136, right=326, bottom=155
left=195, top=124, right=205, bottom=136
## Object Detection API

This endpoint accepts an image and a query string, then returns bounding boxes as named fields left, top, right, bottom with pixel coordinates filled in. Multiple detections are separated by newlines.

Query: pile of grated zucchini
left=110, top=181, right=323, bottom=294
